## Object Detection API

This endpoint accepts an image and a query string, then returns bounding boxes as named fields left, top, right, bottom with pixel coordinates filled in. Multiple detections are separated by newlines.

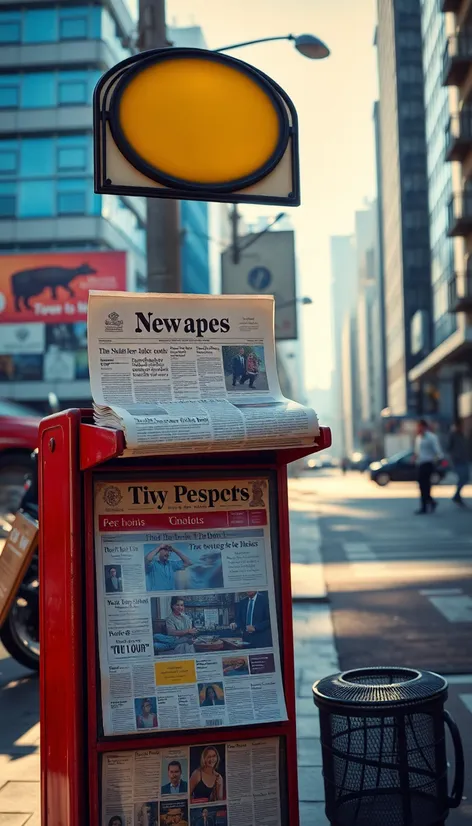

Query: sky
left=167, top=0, right=379, bottom=391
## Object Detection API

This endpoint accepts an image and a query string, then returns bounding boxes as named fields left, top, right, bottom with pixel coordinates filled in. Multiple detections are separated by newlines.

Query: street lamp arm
left=239, top=213, right=286, bottom=254
left=214, top=35, right=295, bottom=53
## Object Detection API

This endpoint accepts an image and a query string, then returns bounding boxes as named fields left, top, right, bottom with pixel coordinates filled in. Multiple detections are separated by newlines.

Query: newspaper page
left=87, top=291, right=319, bottom=456
left=102, top=736, right=282, bottom=826
left=94, top=476, right=287, bottom=736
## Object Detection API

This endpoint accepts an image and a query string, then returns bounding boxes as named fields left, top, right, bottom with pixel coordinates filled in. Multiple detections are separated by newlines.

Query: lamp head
left=294, top=34, right=330, bottom=60
left=301, top=296, right=313, bottom=305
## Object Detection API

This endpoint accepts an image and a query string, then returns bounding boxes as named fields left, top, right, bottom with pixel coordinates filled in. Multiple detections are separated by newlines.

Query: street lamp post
left=222, top=33, right=330, bottom=264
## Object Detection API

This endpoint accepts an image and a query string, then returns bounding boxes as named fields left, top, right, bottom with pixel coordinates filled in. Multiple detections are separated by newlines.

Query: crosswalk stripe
left=426, top=595, right=472, bottom=623
left=420, top=588, right=463, bottom=596
left=447, top=675, right=472, bottom=685
left=459, top=694, right=472, bottom=714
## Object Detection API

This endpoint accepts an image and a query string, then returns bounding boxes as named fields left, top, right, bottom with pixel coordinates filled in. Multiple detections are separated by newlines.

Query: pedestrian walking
left=414, top=419, right=443, bottom=514
left=448, top=420, right=469, bottom=507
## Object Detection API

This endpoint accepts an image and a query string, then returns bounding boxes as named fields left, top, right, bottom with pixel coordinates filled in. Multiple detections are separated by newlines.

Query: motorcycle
left=0, top=449, right=39, bottom=671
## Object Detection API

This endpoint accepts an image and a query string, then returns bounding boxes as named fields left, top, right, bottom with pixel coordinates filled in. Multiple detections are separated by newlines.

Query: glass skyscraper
left=421, top=0, right=455, bottom=349
left=0, top=3, right=146, bottom=258
left=376, top=0, right=432, bottom=415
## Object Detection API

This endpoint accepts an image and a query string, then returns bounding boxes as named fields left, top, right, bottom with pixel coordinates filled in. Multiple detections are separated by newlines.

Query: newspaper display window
left=100, top=736, right=285, bottom=826
left=93, top=472, right=287, bottom=736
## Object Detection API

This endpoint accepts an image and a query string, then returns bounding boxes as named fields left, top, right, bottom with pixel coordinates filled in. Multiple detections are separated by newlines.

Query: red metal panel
left=80, top=422, right=125, bottom=470
left=40, top=414, right=332, bottom=826
left=39, top=410, right=84, bottom=826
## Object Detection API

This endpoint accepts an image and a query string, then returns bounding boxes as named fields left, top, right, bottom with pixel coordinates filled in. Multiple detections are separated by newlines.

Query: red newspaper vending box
left=39, top=410, right=331, bottom=826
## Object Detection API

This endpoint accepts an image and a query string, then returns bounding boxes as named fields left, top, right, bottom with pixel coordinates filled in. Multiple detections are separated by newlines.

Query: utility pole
left=138, top=0, right=182, bottom=293
left=230, top=204, right=240, bottom=264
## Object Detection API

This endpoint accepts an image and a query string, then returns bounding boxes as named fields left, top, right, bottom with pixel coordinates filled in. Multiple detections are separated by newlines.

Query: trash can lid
left=313, top=667, right=447, bottom=708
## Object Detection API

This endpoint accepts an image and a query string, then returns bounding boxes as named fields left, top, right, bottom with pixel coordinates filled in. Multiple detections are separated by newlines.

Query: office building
left=373, top=101, right=387, bottom=412
left=330, top=235, right=357, bottom=455
left=409, top=0, right=472, bottom=432
left=0, top=0, right=145, bottom=407
left=168, top=25, right=210, bottom=294
left=375, top=1, right=432, bottom=416
left=341, top=312, right=359, bottom=458
left=356, top=202, right=384, bottom=455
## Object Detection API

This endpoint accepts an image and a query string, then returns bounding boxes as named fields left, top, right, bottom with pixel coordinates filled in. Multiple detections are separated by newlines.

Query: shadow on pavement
left=0, top=652, right=39, bottom=758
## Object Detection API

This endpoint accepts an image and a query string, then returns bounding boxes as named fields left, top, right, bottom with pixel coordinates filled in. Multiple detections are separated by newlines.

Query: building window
left=18, top=180, right=54, bottom=217
left=58, top=79, right=87, bottom=105
left=57, top=179, right=87, bottom=214
left=23, top=8, right=57, bottom=43
left=20, top=138, right=55, bottom=178
left=59, top=15, right=88, bottom=40
left=58, top=146, right=87, bottom=171
left=0, top=150, right=17, bottom=174
left=22, top=73, right=56, bottom=109
left=0, top=14, right=21, bottom=43
left=0, top=84, right=19, bottom=109
left=0, top=183, right=16, bottom=217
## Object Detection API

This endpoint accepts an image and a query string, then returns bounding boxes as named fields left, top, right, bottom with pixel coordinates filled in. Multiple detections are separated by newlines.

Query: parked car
left=369, top=450, right=450, bottom=487
left=0, top=400, right=40, bottom=514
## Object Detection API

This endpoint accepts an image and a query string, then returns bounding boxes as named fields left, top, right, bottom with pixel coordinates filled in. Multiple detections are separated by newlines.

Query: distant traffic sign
left=248, top=266, right=272, bottom=291
left=94, top=48, right=300, bottom=207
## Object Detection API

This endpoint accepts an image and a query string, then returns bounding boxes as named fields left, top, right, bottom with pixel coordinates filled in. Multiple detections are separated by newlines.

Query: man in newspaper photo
left=165, top=597, right=199, bottom=653
left=161, top=760, right=188, bottom=796
left=145, top=544, right=193, bottom=591
left=231, top=347, right=247, bottom=386
left=192, top=807, right=217, bottom=826
left=105, top=565, right=123, bottom=593
left=230, top=591, right=272, bottom=649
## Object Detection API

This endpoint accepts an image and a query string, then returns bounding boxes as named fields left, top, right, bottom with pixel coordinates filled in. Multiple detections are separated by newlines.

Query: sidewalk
left=289, top=480, right=337, bottom=826
left=0, top=652, right=40, bottom=826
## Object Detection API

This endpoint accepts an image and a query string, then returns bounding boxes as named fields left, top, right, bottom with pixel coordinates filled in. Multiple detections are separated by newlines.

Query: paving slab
left=297, top=737, right=323, bottom=767
left=0, top=782, right=39, bottom=813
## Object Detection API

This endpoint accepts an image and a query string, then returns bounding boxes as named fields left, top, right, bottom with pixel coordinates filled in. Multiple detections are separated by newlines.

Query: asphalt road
left=299, top=469, right=472, bottom=823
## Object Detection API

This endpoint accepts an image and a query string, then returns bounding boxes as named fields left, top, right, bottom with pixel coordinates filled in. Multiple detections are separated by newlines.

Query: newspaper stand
left=39, top=408, right=331, bottom=826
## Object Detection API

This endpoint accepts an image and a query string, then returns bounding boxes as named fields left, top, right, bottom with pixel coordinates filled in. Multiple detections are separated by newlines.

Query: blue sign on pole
left=248, top=266, right=272, bottom=291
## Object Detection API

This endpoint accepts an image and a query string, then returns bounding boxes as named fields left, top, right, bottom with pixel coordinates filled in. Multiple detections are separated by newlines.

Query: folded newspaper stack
left=89, top=291, right=319, bottom=457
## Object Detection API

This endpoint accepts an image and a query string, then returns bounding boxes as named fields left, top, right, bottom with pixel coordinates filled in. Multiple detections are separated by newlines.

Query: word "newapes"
left=135, top=312, right=230, bottom=338
left=128, top=484, right=250, bottom=509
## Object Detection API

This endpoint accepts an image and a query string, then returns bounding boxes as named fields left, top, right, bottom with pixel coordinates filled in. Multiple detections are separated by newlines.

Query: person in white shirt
left=414, top=419, right=443, bottom=514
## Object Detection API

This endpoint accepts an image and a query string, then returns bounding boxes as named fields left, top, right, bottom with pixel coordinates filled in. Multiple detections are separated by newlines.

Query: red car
left=0, top=400, right=40, bottom=514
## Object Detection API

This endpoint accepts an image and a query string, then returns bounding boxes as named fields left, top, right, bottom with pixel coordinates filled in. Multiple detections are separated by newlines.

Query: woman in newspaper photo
left=190, top=746, right=225, bottom=802
left=240, top=351, right=259, bottom=389
left=135, top=698, right=158, bottom=729
left=165, top=597, right=199, bottom=654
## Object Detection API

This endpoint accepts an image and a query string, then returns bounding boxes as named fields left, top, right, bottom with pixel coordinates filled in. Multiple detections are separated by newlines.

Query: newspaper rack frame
left=39, top=409, right=331, bottom=826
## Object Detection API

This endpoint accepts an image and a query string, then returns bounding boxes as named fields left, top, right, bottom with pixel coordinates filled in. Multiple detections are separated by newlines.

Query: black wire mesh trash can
left=312, top=667, right=464, bottom=826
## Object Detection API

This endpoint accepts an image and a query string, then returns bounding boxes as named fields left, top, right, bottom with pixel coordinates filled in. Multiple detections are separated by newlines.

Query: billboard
left=0, top=251, right=127, bottom=386
left=221, top=231, right=297, bottom=340
left=0, top=251, right=127, bottom=325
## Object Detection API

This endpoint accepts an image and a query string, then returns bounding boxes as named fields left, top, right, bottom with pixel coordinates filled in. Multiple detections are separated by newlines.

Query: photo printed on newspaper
left=87, top=291, right=319, bottom=455
left=94, top=476, right=287, bottom=736
left=102, top=736, right=282, bottom=826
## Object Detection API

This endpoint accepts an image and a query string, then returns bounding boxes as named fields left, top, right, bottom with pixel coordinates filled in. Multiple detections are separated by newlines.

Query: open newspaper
left=88, top=291, right=319, bottom=455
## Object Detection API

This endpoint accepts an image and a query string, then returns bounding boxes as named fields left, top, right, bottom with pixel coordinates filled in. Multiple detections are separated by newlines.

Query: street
left=291, top=469, right=472, bottom=825
left=1, top=471, right=472, bottom=824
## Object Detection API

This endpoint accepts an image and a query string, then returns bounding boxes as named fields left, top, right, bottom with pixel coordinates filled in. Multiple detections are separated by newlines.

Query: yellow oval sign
left=109, top=50, right=289, bottom=191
